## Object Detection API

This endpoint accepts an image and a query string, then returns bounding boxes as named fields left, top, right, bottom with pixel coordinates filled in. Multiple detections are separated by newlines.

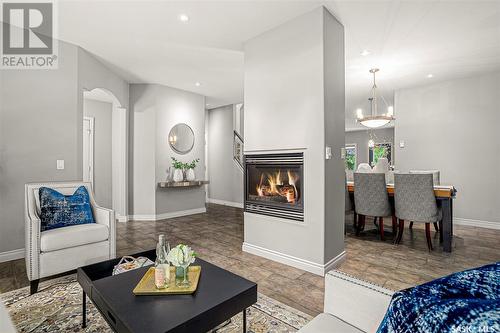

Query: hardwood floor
left=1, top=204, right=499, bottom=317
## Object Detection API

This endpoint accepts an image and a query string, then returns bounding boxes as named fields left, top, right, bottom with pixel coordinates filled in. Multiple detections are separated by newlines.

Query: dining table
left=346, top=181, right=457, bottom=252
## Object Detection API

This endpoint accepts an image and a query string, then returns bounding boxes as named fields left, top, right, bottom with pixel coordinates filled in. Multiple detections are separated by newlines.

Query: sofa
left=25, top=182, right=116, bottom=294
left=299, top=270, right=394, bottom=333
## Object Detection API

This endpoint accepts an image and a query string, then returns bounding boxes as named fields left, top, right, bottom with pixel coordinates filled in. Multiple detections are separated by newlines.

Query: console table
left=158, top=180, right=209, bottom=188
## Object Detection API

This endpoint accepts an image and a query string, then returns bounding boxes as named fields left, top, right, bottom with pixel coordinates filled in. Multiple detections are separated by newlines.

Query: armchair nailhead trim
left=330, top=270, right=394, bottom=295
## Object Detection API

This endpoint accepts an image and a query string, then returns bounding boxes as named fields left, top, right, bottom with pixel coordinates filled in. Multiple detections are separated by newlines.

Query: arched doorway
left=83, top=88, right=128, bottom=221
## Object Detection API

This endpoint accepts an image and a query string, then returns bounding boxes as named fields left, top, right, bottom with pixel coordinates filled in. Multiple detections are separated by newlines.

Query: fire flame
left=256, top=169, right=299, bottom=203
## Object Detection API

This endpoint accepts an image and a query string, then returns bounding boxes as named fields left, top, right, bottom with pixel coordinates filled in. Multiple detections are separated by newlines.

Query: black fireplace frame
left=244, top=153, right=304, bottom=221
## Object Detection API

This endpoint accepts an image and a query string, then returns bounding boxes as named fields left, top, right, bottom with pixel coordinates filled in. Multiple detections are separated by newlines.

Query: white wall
left=394, top=71, right=500, bottom=225
left=207, top=104, right=244, bottom=207
left=243, top=6, right=345, bottom=275
left=129, top=84, right=206, bottom=219
left=346, top=128, right=395, bottom=166
left=83, top=99, right=113, bottom=208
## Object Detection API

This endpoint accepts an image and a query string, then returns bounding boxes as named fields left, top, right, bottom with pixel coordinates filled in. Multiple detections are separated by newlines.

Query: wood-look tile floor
left=1, top=204, right=499, bottom=317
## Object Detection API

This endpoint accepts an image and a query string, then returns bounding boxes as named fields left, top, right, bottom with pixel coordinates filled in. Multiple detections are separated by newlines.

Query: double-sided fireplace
left=245, top=153, right=304, bottom=221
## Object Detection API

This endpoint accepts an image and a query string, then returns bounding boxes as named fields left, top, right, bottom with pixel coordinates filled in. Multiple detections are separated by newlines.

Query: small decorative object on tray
left=112, top=256, right=154, bottom=276
left=133, top=265, right=201, bottom=295
left=167, top=244, right=197, bottom=288
left=154, top=234, right=171, bottom=289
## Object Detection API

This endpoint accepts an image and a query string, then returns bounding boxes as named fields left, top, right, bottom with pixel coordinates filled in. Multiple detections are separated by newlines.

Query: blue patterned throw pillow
left=39, top=186, right=95, bottom=232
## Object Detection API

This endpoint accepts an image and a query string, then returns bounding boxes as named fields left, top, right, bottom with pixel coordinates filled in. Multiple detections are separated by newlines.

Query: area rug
left=1, top=275, right=312, bottom=333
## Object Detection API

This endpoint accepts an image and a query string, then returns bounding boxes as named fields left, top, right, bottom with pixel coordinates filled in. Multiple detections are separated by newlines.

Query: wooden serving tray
left=133, top=266, right=201, bottom=295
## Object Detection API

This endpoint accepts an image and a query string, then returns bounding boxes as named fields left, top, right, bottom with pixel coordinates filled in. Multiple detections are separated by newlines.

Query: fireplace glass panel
left=246, top=165, right=303, bottom=209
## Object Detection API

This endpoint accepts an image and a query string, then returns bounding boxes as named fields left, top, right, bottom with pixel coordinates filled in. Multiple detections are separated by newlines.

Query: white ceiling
left=58, top=0, right=500, bottom=129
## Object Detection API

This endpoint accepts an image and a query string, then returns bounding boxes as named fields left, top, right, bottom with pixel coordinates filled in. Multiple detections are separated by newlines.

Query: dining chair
left=409, top=170, right=440, bottom=185
left=353, top=173, right=396, bottom=240
left=345, top=182, right=354, bottom=234
left=394, top=173, right=441, bottom=251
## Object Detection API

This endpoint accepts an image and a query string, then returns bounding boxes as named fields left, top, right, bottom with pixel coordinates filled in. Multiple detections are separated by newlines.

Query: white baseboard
left=454, top=217, right=500, bottom=230
left=242, top=242, right=346, bottom=276
left=116, top=214, right=129, bottom=223
left=0, top=248, right=24, bottom=263
left=129, top=207, right=207, bottom=221
left=207, top=198, right=243, bottom=209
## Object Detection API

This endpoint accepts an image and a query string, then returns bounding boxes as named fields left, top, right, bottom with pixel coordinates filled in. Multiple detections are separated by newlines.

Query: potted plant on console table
left=171, top=157, right=185, bottom=182
left=171, top=157, right=200, bottom=182
left=185, top=158, right=199, bottom=181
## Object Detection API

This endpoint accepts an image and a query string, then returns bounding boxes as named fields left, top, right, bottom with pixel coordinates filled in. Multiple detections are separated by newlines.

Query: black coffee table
left=77, top=249, right=257, bottom=333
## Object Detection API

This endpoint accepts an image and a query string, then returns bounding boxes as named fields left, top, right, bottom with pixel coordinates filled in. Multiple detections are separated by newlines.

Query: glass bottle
left=154, top=234, right=170, bottom=289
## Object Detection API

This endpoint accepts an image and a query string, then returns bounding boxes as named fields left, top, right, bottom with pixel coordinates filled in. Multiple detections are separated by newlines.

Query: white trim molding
left=0, top=248, right=24, bottom=263
left=242, top=242, right=346, bottom=276
left=454, top=217, right=500, bottom=230
left=116, top=215, right=129, bottom=223
left=207, top=198, right=243, bottom=209
left=129, top=207, right=207, bottom=222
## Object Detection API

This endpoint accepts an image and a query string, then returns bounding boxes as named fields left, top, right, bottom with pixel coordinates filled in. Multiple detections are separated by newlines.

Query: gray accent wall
left=83, top=99, right=113, bottom=208
left=345, top=127, right=395, bottom=166
left=394, top=71, right=500, bottom=225
left=129, top=84, right=206, bottom=217
left=207, top=104, right=244, bottom=206
left=0, top=39, right=129, bottom=254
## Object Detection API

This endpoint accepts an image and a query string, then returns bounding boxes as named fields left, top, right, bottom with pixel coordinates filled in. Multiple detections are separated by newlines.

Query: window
left=345, top=144, right=357, bottom=170
left=369, top=142, right=392, bottom=166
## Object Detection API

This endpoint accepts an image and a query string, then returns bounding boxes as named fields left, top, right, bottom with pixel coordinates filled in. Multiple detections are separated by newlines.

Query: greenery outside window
left=369, top=142, right=392, bottom=166
left=345, top=144, right=357, bottom=171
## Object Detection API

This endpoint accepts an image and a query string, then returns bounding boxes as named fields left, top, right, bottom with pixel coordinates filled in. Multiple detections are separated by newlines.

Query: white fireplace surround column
left=243, top=6, right=346, bottom=276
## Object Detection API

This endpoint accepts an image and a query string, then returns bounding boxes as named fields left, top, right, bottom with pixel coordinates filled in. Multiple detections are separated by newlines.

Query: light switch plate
left=56, top=160, right=65, bottom=170
left=340, top=147, right=346, bottom=159
left=325, top=146, right=332, bottom=160
left=399, top=140, right=405, bottom=148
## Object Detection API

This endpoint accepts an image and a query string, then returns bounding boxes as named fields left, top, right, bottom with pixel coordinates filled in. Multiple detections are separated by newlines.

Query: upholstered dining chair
left=394, top=173, right=440, bottom=251
left=407, top=170, right=441, bottom=231
left=25, top=182, right=116, bottom=294
left=353, top=173, right=396, bottom=240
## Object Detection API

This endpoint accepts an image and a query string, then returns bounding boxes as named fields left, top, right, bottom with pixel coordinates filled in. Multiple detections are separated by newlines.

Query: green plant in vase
left=167, top=244, right=197, bottom=288
left=171, top=157, right=185, bottom=182
left=184, top=158, right=200, bottom=181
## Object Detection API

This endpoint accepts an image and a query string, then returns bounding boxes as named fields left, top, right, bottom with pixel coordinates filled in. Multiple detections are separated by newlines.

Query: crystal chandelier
left=356, top=68, right=395, bottom=128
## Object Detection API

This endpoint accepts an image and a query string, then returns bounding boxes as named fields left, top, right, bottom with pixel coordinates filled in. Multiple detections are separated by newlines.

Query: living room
left=1, top=1, right=499, bottom=332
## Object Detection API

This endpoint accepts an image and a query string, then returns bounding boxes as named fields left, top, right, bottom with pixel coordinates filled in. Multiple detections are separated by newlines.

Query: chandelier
left=356, top=68, right=395, bottom=128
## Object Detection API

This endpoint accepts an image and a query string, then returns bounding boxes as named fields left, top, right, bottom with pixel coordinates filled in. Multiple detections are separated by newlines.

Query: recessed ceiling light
left=427, top=74, right=434, bottom=78
left=195, top=82, right=201, bottom=87
left=179, top=14, right=189, bottom=22
left=361, top=50, right=371, bottom=56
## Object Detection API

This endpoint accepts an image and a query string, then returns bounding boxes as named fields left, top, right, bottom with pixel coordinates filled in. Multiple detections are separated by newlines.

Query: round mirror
left=168, top=123, right=195, bottom=154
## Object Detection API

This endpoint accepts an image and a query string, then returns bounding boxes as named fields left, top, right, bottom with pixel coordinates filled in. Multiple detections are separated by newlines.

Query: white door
left=83, top=117, right=95, bottom=188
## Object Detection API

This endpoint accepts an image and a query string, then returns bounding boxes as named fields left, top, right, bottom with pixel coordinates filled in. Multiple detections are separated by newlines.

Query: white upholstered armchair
left=25, top=182, right=116, bottom=294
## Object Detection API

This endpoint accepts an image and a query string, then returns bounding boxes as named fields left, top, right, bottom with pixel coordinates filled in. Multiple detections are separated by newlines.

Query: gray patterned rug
left=1, top=275, right=312, bottom=332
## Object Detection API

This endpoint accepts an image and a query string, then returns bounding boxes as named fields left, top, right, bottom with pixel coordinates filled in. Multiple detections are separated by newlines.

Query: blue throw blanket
left=377, top=262, right=500, bottom=333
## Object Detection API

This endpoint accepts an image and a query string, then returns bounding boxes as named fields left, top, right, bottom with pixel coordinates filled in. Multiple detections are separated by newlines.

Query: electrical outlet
left=56, top=160, right=65, bottom=170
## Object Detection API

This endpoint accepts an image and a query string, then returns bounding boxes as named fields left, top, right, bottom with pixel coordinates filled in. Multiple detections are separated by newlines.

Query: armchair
left=25, top=182, right=116, bottom=294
